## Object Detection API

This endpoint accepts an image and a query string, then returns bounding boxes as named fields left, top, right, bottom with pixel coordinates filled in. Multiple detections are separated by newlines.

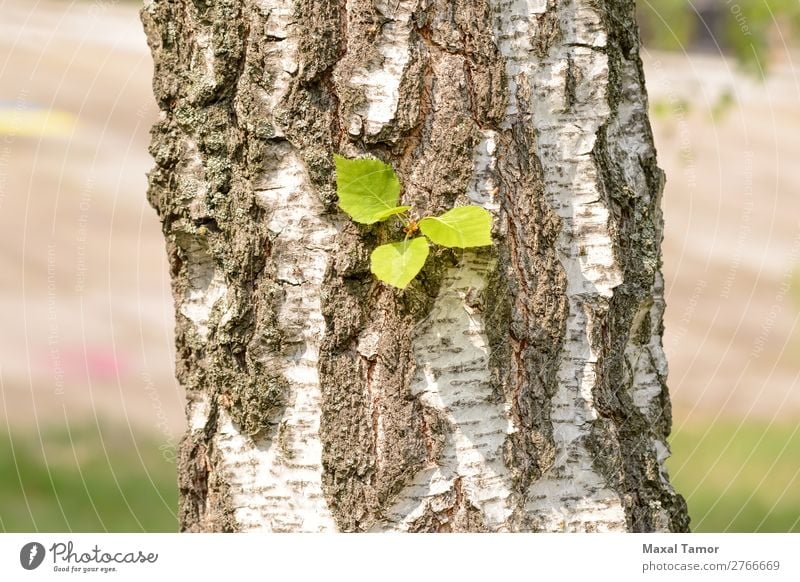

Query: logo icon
left=19, top=542, right=46, bottom=570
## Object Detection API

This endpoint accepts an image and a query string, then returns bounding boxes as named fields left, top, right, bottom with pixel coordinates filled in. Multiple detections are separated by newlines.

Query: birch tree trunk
left=141, top=0, right=690, bottom=532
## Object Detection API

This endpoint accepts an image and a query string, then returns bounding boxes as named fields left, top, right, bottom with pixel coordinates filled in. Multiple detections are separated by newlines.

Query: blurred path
left=0, top=0, right=183, bottom=447
left=645, top=52, right=800, bottom=422
left=0, top=1, right=798, bottom=445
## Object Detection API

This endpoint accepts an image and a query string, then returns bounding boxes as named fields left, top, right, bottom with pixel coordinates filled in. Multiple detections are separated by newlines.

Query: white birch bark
left=143, top=0, right=689, bottom=532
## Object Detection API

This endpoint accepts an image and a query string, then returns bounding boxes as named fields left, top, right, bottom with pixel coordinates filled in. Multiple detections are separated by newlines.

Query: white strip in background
left=0, top=534, right=797, bottom=581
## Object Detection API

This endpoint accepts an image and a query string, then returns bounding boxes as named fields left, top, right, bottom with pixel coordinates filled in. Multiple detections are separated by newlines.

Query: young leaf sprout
left=403, top=220, right=419, bottom=238
left=334, top=154, right=494, bottom=289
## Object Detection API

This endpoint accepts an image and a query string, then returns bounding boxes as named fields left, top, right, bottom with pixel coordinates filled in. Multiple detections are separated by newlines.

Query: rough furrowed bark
left=142, top=0, right=689, bottom=532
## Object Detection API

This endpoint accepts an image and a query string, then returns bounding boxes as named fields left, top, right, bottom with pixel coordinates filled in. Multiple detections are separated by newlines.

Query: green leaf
left=335, top=154, right=402, bottom=224
left=418, top=205, right=493, bottom=248
left=370, top=237, right=429, bottom=290
left=373, top=205, right=412, bottom=221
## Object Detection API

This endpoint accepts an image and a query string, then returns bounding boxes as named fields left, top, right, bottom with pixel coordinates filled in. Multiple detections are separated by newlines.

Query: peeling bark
left=142, top=0, right=689, bottom=532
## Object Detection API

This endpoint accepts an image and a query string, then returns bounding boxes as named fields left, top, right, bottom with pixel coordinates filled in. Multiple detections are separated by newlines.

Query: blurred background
left=0, top=0, right=798, bottom=532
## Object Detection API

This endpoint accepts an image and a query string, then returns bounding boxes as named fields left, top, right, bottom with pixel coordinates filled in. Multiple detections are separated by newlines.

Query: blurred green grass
left=0, top=423, right=177, bottom=532
left=668, top=421, right=800, bottom=532
left=1, top=420, right=798, bottom=532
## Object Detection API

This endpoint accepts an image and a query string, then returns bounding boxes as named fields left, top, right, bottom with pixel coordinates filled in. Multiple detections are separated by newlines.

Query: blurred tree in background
left=637, top=0, right=800, bottom=75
